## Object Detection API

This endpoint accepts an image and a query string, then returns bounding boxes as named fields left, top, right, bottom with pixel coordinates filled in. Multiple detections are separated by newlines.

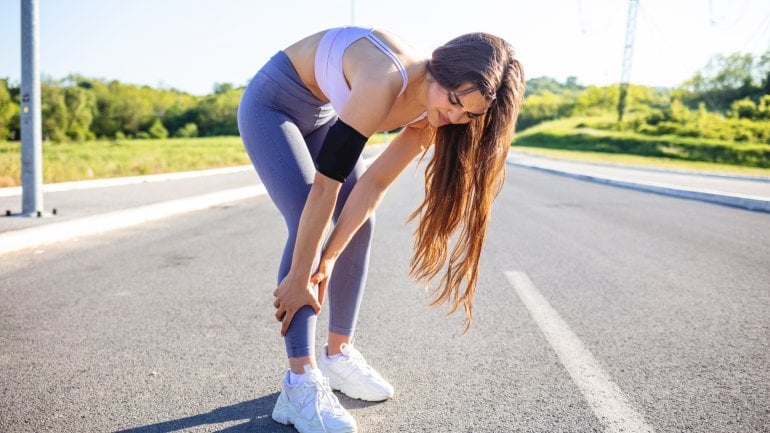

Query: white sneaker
left=271, top=365, right=358, bottom=433
left=319, top=343, right=395, bottom=402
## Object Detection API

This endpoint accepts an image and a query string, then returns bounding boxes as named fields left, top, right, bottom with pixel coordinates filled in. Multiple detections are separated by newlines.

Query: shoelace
left=300, top=374, right=344, bottom=422
left=341, top=345, right=377, bottom=377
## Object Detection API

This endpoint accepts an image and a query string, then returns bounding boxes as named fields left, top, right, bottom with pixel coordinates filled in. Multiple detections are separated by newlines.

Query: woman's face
left=426, top=81, right=491, bottom=128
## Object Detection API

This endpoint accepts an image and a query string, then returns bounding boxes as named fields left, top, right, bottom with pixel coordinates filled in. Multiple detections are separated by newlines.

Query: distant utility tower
left=617, top=0, right=639, bottom=122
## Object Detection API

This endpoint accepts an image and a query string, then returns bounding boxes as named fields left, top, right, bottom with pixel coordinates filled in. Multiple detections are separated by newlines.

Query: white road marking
left=0, top=185, right=266, bottom=256
left=0, top=165, right=255, bottom=197
left=504, top=271, right=655, bottom=433
left=0, top=153, right=381, bottom=257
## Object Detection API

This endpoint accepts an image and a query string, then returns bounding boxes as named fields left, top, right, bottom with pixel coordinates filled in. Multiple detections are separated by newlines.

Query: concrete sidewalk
left=507, top=150, right=770, bottom=213
left=2, top=147, right=768, bottom=257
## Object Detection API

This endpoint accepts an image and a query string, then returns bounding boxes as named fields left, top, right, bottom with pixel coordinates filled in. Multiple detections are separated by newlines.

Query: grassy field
left=3, top=128, right=769, bottom=187
left=0, top=136, right=250, bottom=187
left=514, top=117, right=770, bottom=169
left=0, top=133, right=393, bottom=187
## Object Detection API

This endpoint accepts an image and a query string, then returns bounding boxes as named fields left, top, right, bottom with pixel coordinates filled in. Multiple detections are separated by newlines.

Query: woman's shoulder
left=343, top=28, right=428, bottom=93
left=369, top=28, right=428, bottom=71
left=283, top=29, right=327, bottom=66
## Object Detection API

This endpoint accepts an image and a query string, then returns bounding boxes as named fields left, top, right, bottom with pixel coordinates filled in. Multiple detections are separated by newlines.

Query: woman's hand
left=273, top=274, right=322, bottom=336
left=310, top=256, right=336, bottom=305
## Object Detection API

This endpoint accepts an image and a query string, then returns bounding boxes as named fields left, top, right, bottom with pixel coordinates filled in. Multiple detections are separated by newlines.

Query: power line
left=636, top=2, right=688, bottom=85
left=709, top=0, right=752, bottom=28
left=742, top=11, right=770, bottom=53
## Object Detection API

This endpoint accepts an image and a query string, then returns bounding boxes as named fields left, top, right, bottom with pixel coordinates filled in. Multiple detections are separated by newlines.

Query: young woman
left=237, top=26, right=525, bottom=433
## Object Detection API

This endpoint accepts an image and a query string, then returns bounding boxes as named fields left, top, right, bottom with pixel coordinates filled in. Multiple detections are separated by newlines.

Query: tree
left=0, top=79, right=19, bottom=140
left=679, top=48, right=769, bottom=111
left=756, top=48, right=770, bottom=95
left=193, top=87, right=242, bottom=136
left=519, top=91, right=574, bottom=129
left=213, top=82, right=234, bottom=94
left=41, top=82, right=68, bottom=142
left=64, top=86, right=95, bottom=141
left=157, top=90, right=199, bottom=136
left=575, top=85, right=619, bottom=114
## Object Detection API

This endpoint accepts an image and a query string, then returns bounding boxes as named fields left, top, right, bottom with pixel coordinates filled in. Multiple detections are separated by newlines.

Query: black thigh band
left=316, top=119, right=369, bottom=183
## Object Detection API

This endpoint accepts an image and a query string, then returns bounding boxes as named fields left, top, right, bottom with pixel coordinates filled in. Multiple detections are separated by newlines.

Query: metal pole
left=21, top=0, right=44, bottom=217
left=617, top=0, right=639, bottom=122
left=350, top=0, right=355, bottom=25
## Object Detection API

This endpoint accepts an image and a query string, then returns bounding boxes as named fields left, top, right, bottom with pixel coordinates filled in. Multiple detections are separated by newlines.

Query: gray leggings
left=237, top=51, right=373, bottom=358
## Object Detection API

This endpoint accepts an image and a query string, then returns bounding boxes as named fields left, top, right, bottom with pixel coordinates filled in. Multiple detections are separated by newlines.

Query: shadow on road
left=114, top=392, right=296, bottom=432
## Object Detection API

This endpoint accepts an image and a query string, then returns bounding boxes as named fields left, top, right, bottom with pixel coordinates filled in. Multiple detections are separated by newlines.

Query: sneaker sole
left=272, top=396, right=358, bottom=433
left=327, top=377, right=394, bottom=402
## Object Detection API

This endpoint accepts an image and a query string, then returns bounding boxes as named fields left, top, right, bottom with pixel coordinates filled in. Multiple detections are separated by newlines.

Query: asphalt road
left=1, top=164, right=768, bottom=432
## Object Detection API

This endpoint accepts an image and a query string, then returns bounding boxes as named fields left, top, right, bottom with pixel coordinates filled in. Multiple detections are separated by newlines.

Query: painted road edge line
left=0, top=185, right=267, bottom=256
left=0, top=165, right=254, bottom=198
left=0, top=154, right=379, bottom=256
left=504, top=271, right=655, bottom=433
left=507, top=158, right=770, bottom=213
left=508, top=150, right=770, bottom=183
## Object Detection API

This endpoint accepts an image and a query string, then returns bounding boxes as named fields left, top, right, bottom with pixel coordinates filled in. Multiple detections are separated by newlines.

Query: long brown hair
left=409, top=33, right=526, bottom=330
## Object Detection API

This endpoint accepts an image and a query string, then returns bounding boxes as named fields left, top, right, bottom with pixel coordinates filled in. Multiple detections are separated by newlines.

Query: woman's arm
left=282, top=173, right=341, bottom=282
left=311, top=123, right=434, bottom=290
left=272, top=173, right=339, bottom=335
left=273, top=63, right=404, bottom=336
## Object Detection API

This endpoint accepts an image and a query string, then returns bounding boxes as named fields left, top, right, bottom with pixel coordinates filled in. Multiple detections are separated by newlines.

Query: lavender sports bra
left=314, top=26, right=427, bottom=126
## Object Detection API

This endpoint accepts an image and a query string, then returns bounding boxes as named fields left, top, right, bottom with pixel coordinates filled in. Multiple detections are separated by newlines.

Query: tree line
left=0, top=76, right=242, bottom=142
left=519, top=47, right=770, bottom=144
left=0, top=47, right=768, bottom=144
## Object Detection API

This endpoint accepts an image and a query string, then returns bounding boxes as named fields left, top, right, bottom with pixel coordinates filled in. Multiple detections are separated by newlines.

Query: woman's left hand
left=310, top=256, right=336, bottom=303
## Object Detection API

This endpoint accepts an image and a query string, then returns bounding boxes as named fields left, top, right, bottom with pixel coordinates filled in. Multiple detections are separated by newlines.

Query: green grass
left=0, top=136, right=250, bottom=187
left=5, top=123, right=768, bottom=188
left=514, top=117, right=770, bottom=169
left=0, top=135, right=392, bottom=187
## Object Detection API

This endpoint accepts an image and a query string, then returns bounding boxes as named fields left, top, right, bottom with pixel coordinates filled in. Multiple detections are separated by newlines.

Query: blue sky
left=1, top=0, right=769, bottom=95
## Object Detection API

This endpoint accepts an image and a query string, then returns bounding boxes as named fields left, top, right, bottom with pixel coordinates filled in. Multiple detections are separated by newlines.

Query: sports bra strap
left=365, top=33, right=409, bottom=96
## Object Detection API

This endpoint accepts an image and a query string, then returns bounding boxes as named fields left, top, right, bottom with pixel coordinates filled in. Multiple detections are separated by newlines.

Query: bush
left=174, top=122, right=198, bottom=138
left=645, top=110, right=666, bottom=125
left=757, top=95, right=770, bottom=119
left=653, top=122, right=681, bottom=136
left=730, top=98, right=757, bottom=119
left=148, top=118, right=168, bottom=139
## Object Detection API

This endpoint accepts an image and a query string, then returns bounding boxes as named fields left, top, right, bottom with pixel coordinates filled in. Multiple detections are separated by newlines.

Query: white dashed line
left=504, top=271, right=655, bottom=433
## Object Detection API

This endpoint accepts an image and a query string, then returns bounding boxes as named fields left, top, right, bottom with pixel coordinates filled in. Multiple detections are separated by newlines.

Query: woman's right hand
left=273, top=274, right=322, bottom=336
left=310, top=256, right=336, bottom=303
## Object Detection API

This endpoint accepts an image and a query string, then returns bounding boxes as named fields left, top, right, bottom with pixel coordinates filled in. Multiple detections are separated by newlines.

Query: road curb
left=0, top=154, right=385, bottom=257
left=0, top=185, right=267, bottom=256
left=509, top=150, right=770, bottom=183
left=507, top=158, right=770, bottom=213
